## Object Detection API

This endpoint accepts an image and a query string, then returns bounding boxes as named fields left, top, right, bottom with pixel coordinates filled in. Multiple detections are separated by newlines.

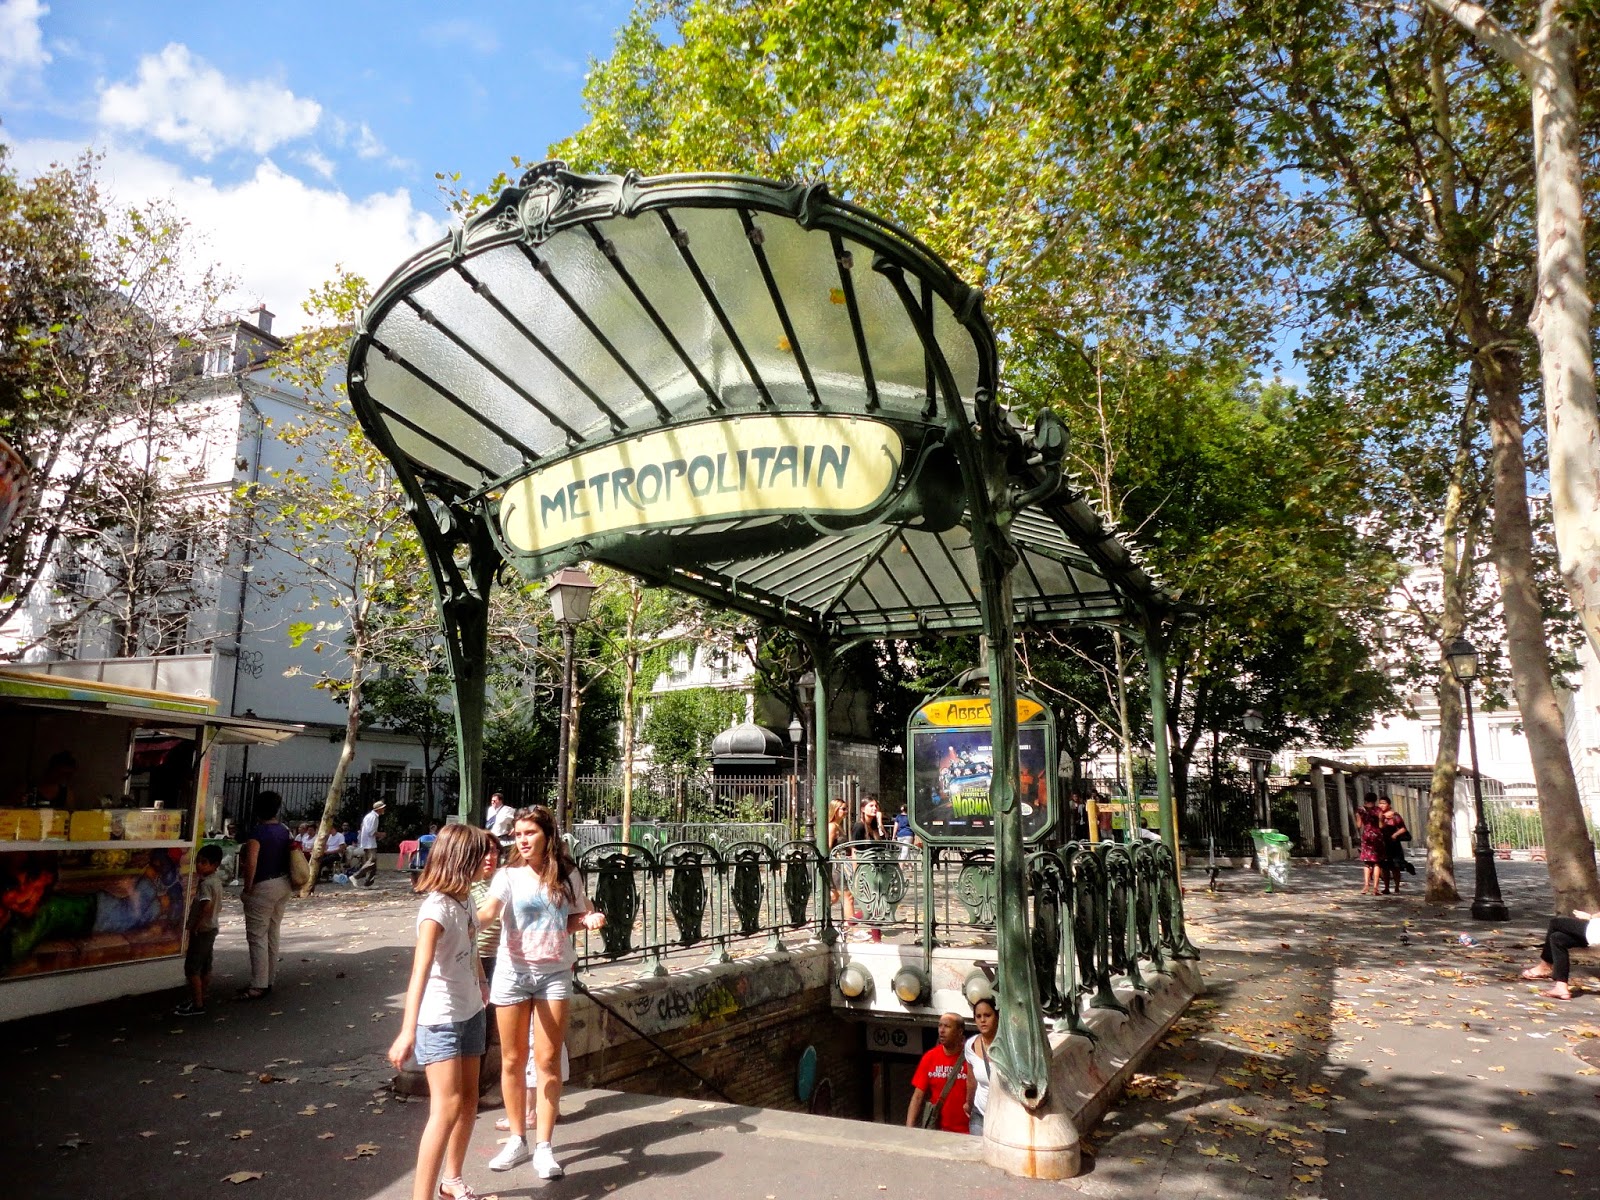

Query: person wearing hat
left=352, top=799, right=386, bottom=887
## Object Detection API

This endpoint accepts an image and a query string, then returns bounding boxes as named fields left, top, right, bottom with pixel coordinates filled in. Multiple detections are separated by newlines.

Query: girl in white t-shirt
left=476, top=805, right=605, bottom=1180
left=387, top=823, right=492, bottom=1200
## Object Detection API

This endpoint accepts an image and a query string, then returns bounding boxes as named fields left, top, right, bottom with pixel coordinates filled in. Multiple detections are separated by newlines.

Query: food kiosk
left=0, top=666, right=299, bottom=1022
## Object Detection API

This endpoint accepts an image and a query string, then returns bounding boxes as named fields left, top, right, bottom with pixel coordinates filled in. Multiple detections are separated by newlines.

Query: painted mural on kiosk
left=0, top=847, right=189, bottom=977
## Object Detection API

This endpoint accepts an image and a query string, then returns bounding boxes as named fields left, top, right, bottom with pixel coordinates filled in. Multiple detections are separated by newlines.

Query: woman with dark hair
left=475, top=806, right=604, bottom=1180
left=238, top=790, right=292, bottom=999
left=1356, top=793, right=1384, bottom=896
left=1376, top=798, right=1411, bottom=894
left=963, top=996, right=998, bottom=1135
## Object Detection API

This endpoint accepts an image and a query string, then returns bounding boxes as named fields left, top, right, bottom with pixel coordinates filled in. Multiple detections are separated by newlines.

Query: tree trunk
left=1424, top=377, right=1482, bottom=903
left=1481, top=350, right=1600, bottom=911
left=1426, top=668, right=1464, bottom=903
left=1526, top=9, right=1600, bottom=663
left=306, top=656, right=364, bottom=896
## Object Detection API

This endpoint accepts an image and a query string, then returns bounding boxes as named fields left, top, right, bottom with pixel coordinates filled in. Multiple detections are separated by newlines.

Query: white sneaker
left=533, top=1142, right=564, bottom=1179
left=488, top=1136, right=530, bottom=1171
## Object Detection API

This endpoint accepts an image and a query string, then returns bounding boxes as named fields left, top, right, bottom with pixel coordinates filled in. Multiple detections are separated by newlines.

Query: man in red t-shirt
left=906, top=1012, right=970, bottom=1133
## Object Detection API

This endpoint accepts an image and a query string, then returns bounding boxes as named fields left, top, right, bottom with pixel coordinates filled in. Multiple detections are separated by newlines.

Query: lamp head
left=1243, top=708, right=1263, bottom=734
left=788, top=716, right=803, bottom=743
left=546, top=565, right=598, bottom=624
left=1446, top=637, right=1478, bottom=683
left=837, top=961, right=873, bottom=1001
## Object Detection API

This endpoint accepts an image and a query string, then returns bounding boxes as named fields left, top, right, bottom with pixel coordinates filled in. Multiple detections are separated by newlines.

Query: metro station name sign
left=499, top=415, right=903, bottom=555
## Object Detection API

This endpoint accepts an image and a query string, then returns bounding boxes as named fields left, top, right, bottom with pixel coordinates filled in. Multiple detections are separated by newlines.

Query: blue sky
left=0, top=0, right=634, bottom=330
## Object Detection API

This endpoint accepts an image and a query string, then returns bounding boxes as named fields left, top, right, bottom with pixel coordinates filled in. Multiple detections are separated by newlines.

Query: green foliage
left=642, top=686, right=745, bottom=772
left=0, top=148, right=233, bottom=655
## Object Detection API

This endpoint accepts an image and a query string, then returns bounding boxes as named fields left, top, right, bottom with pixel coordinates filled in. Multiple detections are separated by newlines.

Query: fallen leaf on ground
left=229, top=1130, right=253, bottom=1140
left=317, top=1132, right=335, bottom=1140
left=1298, top=1156, right=1328, bottom=1167
left=221, top=1172, right=263, bottom=1185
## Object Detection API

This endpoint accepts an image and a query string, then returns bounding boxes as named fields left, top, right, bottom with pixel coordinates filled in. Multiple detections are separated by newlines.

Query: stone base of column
left=983, top=960, right=1203, bottom=1179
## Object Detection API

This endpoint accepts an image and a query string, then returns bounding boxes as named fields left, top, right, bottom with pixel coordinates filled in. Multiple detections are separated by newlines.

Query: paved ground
left=4, top=860, right=1599, bottom=1199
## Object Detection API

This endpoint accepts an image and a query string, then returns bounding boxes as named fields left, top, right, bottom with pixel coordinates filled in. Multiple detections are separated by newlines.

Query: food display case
left=0, top=667, right=299, bottom=1022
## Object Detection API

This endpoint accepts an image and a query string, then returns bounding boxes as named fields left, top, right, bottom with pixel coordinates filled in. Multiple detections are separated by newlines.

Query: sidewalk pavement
left=3, top=861, right=1598, bottom=1199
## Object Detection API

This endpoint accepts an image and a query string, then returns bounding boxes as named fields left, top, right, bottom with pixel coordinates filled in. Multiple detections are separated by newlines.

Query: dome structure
left=711, top=721, right=785, bottom=763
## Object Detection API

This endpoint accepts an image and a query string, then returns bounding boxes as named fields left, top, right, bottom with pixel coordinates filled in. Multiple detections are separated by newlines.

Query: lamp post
left=546, top=565, right=597, bottom=831
left=788, top=715, right=804, bottom=834
left=1243, top=708, right=1268, bottom=827
left=1447, top=637, right=1510, bottom=921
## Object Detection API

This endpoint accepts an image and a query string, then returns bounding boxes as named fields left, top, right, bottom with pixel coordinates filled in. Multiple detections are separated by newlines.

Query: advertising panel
left=906, top=694, right=1056, bottom=844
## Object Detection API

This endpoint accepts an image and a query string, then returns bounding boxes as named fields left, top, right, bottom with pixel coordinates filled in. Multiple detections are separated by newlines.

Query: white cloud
left=97, top=43, right=321, bottom=160
left=0, top=0, right=52, bottom=92
left=296, top=148, right=336, bottom=181
left=422, top=19, right=500, bottom=55
left=4, top=136, right=445, bottom=334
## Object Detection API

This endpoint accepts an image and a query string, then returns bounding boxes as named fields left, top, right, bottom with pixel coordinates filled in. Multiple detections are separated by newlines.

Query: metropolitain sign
left=498, top=415, right=904, bottom=555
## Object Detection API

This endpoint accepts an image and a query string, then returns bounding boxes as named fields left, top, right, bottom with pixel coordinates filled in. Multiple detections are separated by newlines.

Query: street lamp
left=1447, top=637, right=1510, bottom=921
left=788, top=715, right=804, bottom=833
left=546, top=565, right=597, bottom=830
left=1243, top=708, right=1268, bottom=827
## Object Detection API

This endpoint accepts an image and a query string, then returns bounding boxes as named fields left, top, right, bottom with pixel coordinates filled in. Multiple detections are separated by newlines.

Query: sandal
left=1538, top=986, right=1572, bottom=1001
left=237, top=986, right=271, bottom=1001
left=438, top=1178, right=479, bottom=1200
left=1521, top=966, right=1553, bottom=981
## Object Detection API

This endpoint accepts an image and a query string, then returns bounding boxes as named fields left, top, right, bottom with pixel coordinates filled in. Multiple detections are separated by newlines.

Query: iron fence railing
left=568, top=835, right=1199, bottom=1026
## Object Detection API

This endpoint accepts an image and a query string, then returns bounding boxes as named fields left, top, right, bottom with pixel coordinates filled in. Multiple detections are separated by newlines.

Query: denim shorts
left=414, top=1008, right=487, bottom=1066
left=490, top=964, right=574, bottom=1006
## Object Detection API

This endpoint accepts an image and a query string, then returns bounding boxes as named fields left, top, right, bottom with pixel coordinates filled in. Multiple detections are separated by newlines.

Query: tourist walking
left=1356, top=793, right=1383, bottom=895
left=352, top=799, right=386, bottom=886
left=238, top=790, right=292, bottom=999
left=387, top=823, right=493, bottom=1200
left=476, top=806, right=605, bottom=1180
left=1520, top=910, right=1600, bottom=1001
left=1376, top=797, right=1411, bottom=894
left=906, top=1012, right=970, bottom=1132
left=963, top=996, right=998, bottom=1136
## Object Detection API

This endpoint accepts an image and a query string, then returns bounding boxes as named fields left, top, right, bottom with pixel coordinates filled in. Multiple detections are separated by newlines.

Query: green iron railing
left=571, top=836, right=1199, bottom=1019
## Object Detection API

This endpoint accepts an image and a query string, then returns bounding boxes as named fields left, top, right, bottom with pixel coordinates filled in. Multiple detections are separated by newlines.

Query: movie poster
left=0, top=847, right=189, bottom=978
left=907, top=696, right=1055, bottom=844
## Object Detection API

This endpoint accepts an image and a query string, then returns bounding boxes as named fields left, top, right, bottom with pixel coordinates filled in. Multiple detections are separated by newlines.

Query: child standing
left=388, top=824, right=493, bottom=1200
left=174, top=843, right=224, bottom=1016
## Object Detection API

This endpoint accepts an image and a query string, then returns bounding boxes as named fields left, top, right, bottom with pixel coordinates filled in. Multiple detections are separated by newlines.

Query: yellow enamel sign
left=917, top=697, right=1045, bottom=727
left=499, top=414, right=904, bottom=555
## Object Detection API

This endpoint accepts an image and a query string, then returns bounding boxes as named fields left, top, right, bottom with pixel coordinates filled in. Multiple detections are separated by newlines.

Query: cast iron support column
left=411, top=500, right=498, bottom=826
left=810, top=648, right=837, bottom=945
left=1143, top=622, right=1178, bottom=856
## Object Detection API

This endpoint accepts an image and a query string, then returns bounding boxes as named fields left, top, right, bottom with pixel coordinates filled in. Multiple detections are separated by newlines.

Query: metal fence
left=568, top=836, right=1199, bottom=1028
left=221, top=771, right=804, bottom=835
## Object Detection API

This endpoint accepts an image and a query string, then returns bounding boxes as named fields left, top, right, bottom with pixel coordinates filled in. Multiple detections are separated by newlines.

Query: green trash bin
left=1250, top=829, right=1292, bottom=892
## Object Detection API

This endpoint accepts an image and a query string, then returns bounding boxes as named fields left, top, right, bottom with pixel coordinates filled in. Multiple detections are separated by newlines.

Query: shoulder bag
left=919, top=1055, right=966, bottom=1129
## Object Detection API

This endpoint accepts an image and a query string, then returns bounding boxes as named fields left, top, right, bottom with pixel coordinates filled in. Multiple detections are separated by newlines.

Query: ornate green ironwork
left=585, top=848, right=643, bottom=960
left=783, top=842, right=819, bottom=927
left=849, top=843, right=908, bottom=925
left=955, top=849, right=997, bottom=926
left=730, top=843, right=768, bottom=936
left=665, top=846, right=708, bottom=947
left=345, top=163, right=1184, bottom=1119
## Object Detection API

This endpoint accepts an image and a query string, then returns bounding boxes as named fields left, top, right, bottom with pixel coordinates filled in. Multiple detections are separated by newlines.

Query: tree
left=245, top=271, right=434, bottom=891
left=363, top=670, right=456, bottom=814
left=0, top=150, right=232, bottom=658
left=1422, top=0, right=1600, bottom=666
left=1238, top=0, right=1600, bottom=909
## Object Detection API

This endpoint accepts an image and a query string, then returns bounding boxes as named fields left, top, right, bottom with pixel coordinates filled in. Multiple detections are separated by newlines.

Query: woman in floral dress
left=1356, top=793, right=1384, bottom=895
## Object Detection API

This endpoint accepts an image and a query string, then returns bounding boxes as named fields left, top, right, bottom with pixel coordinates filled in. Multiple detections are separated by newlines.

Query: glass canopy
left=347, top=162, right=1171, bottom=642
